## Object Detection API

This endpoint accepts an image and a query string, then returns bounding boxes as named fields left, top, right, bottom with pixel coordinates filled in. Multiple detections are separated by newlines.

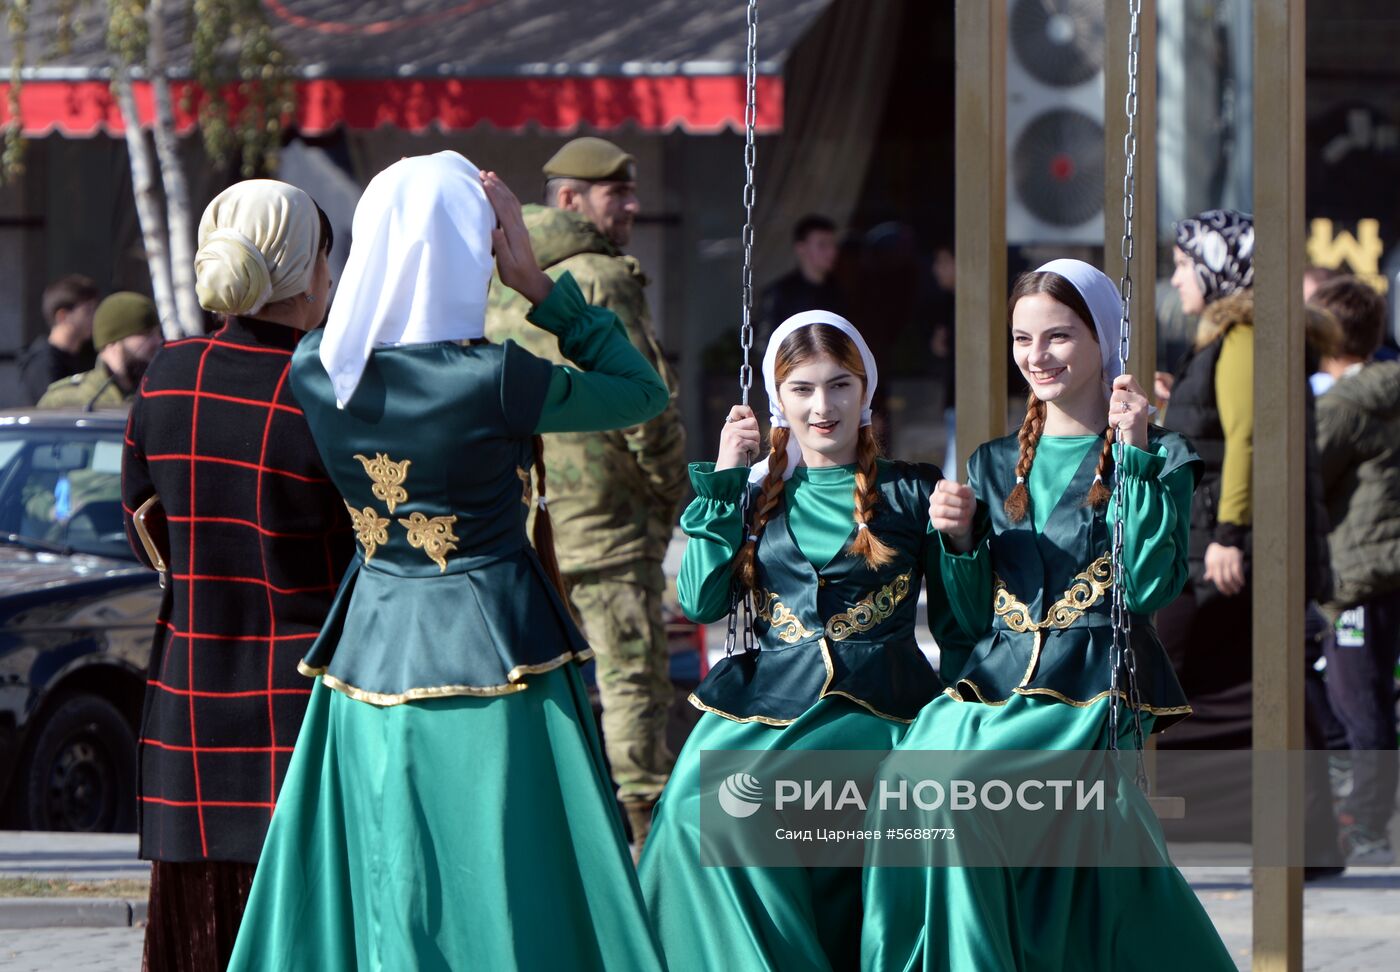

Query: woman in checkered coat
left=226, top=153, right=671, bottom=971
left=121, top=181, right=355, bottom=971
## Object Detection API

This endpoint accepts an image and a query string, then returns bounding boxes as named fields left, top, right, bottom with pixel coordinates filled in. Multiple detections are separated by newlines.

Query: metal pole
left=953, top=0, right=1008, bottom=471
left=1252, top=0, right=1306, bottom=969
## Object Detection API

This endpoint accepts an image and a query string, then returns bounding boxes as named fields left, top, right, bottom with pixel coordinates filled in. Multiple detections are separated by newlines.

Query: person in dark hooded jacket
left=1311, top=276, right=1400, bottom=866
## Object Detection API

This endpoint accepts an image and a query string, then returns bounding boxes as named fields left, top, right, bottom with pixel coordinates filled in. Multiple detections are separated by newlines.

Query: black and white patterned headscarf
left=1174, top=209, right=1254, bottom=306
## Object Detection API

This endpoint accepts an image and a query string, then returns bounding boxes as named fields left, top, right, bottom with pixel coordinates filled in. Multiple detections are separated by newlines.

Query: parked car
left=0, top=408, right=160, bottom=832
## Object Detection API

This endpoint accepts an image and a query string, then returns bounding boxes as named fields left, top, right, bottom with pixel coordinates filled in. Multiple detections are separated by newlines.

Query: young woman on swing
left=861, top=260, right=1235, bottom=971
left=638, top=312, right=972, bottom=971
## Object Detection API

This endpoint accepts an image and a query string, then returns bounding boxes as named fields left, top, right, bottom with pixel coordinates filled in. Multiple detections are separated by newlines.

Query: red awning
left=0, top=76, right=784, bottom=137
left=0, top=0, right=827, bottom=137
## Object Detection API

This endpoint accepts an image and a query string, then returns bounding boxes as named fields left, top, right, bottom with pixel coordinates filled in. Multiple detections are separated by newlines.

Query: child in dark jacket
left=1311, top=276, right=1400, bottom=866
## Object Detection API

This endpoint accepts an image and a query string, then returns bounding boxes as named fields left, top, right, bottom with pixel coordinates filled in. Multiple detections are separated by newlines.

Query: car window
left=0, top=430, right=133, bottom=560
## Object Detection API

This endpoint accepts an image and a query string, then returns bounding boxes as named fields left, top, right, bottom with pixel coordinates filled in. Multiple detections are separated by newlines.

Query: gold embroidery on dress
left=753, top=590, right=818, bottom=643
left=992, top=553, right=1113, bottom=686
left=397, top=512, right=460, bottom=572
left=825, top=572, right=913, bottom=641
left=353, top=453, right=411, bottom=513
left=517, top=466, right=532, bottom=506
left=344, top=501, right=390, bottom=561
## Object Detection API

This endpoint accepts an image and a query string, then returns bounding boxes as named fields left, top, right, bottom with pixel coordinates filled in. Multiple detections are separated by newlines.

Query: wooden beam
left=1252, top=1, right=1306, bottom=969
left=1104, top=0, right=1157, bottom=387
left=953, top=0, right=1007, bottom=472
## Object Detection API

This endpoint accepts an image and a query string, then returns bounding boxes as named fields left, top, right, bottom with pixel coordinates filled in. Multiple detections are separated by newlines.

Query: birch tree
left=3, top=0, right=293, bottom=337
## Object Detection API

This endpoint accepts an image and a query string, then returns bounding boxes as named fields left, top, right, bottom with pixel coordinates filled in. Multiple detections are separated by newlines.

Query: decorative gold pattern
left=993, top=553, right=1113, bottom=686
left=344, top=501, right=390, bottom=561
left=353, top=452, right=411, bottom=513
left=517, top=466, right=532, bottom=506
left=825, top=572, right=913, bottom=641
left=993, top=554, right=1113, bottom=634
left=753, top=590, right=817, bottom=643
left=398, top=512, right=460, bottom=572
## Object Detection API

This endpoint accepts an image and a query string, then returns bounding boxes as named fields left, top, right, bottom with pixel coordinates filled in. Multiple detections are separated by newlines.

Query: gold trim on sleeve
left=825, top=572, right=913, bottom=641
left=344, top=501, right=390, bottom=561
left=753, top=589, right=818, bottom=643
left=354, top=452, right=411, bottom=513
left=398, top=512, right=460, bottom=572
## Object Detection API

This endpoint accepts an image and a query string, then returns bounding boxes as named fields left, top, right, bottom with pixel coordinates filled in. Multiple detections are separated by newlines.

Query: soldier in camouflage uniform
left=38, top=291, right=163, bottom=411
left=485, top=138, right=686, bottom=854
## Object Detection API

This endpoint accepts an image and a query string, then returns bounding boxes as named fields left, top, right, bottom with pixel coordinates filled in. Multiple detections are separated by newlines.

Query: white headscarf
left=750, top=310, right=879, bottom=483
left=1033, top=259, right=1125, bottom=396
left=195, top=180, right=320, bottom=316
left=320, top=151, right=495, bottom=407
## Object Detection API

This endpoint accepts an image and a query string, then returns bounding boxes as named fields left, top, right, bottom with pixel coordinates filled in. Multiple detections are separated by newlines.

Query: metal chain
left=1108, top=0, right=1150, bottom=794
left=725, top=0, right=761, bottom=659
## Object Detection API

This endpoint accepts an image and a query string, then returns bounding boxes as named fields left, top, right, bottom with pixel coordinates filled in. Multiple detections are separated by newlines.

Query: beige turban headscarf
left=195, top=180, right=320, bottom=316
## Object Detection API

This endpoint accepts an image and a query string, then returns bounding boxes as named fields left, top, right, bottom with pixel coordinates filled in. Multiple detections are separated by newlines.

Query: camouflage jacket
left=485, top=205, right=686, bottom=572
left=36, top=362, right=130, bottom=410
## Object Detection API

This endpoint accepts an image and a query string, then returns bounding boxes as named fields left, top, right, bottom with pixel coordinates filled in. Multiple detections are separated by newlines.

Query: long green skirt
left=638, top=698, right=906, bottom=972
left=861, top=694, right=1235, bottom=972
left=227, top=668, right=666, bottom=972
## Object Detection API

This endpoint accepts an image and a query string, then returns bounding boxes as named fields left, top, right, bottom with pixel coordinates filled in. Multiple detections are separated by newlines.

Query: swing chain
left=725, top=0, right=761, bottom=660
left=1108, top=0, right=1150, bottom=793
left=737, top=0, right=760, bottom=407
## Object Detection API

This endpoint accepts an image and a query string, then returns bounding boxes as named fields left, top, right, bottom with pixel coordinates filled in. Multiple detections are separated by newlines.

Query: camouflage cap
left=543, top=137, right=636, bottom=183
left=93, top=292, right=159, bottom=350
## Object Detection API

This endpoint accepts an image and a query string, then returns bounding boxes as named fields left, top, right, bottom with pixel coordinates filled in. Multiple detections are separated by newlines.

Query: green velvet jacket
left=679, top=459, right=972, bottom=725
left=290, top=273, right=668, bottom=704
left=943, top=427, right=1201, bottom=730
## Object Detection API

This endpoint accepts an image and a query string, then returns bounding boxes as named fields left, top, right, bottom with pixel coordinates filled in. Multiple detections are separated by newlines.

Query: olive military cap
left=542, top=137, right=636, bottom=183
left=93, top=292, right=159, bottom=350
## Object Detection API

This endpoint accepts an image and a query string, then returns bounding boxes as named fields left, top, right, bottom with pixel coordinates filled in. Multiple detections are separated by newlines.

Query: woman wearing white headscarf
left=226, top=153, right=669, bottom=971
left=637, top=313, right=971, bottom=970
left=861, top=261, right=1232, bottom=971
left=121, top=179, right=355, bottom=972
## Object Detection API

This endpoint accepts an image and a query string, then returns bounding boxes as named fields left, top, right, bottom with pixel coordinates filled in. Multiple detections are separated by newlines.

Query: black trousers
left=1323, top=591, right=1400, bottom=836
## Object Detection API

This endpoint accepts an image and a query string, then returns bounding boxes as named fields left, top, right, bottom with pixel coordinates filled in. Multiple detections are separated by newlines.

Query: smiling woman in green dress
left=226, top=153, right=669, bottom=971
left=861, top=260, right=1234, bottom=971
left=638, top=312, right=971, bottom=972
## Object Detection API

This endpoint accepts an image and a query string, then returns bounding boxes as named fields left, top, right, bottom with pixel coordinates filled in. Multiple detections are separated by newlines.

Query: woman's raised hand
left=930, top=478, right=976, bottom=553
left=716, top=405, right=762, bottom=471
left=481, top=170, right=553, bottom=307
left=1108, top=373, right=1150, bottom=449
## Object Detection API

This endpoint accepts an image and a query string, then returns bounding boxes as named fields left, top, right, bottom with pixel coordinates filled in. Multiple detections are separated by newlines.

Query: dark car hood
left=0, top=544, right=150, bottom=597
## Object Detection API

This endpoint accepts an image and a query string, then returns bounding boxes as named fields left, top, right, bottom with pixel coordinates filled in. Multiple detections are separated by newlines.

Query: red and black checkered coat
left=121, top=316, right=354, bottom=863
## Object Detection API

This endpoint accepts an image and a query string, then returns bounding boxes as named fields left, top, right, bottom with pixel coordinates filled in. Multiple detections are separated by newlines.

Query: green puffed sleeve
left=937, top=447, right=996, bottom=642
left=677, top=462, right=751, bottom=624
left=526, top=272, right=668, bottom=434
left=1107, top=437, right=1201, bottom=614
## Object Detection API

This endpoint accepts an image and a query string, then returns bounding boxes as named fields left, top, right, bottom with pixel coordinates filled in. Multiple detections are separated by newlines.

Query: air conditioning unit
left=1006, top=0, right=1106, bottom=245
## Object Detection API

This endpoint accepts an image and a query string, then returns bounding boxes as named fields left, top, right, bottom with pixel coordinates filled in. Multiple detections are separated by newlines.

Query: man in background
left=38, top=292, right=162, bottom=410
left=20, top=274, right=99, bottom=404
left=485, top=137, right=685, bottom=856
left=760, top=213, right=846, bottom=338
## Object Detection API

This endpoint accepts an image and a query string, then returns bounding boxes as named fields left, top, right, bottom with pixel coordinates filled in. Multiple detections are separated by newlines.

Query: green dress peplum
left=861, top=429, right=1236, bottom=972
left=639, top=458, right=971, bottom=972
left=227, top=274, right=670, bottom=972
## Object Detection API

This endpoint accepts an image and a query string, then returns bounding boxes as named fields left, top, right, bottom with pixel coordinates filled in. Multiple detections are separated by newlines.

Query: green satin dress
left=227, top=275, right=670, bottom=972
left=861, top=431, right=1236, bottom=972
left=639, top=459, right=971, bottom=972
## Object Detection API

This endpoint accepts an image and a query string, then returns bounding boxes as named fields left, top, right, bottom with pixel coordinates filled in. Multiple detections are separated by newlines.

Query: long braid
left=529, top=435, right=570, bottom=602
left=851, top=425, right=896, bottom=569
left=1004, top=391, right=1046, bottom=522
left=735, top=427, right=791, bottom=592
left=1085, top=427, right=1115, bottom=509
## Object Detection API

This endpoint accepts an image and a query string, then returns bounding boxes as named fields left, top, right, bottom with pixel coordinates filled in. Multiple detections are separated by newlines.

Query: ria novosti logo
left=717, top=773, right=764, bottom=818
